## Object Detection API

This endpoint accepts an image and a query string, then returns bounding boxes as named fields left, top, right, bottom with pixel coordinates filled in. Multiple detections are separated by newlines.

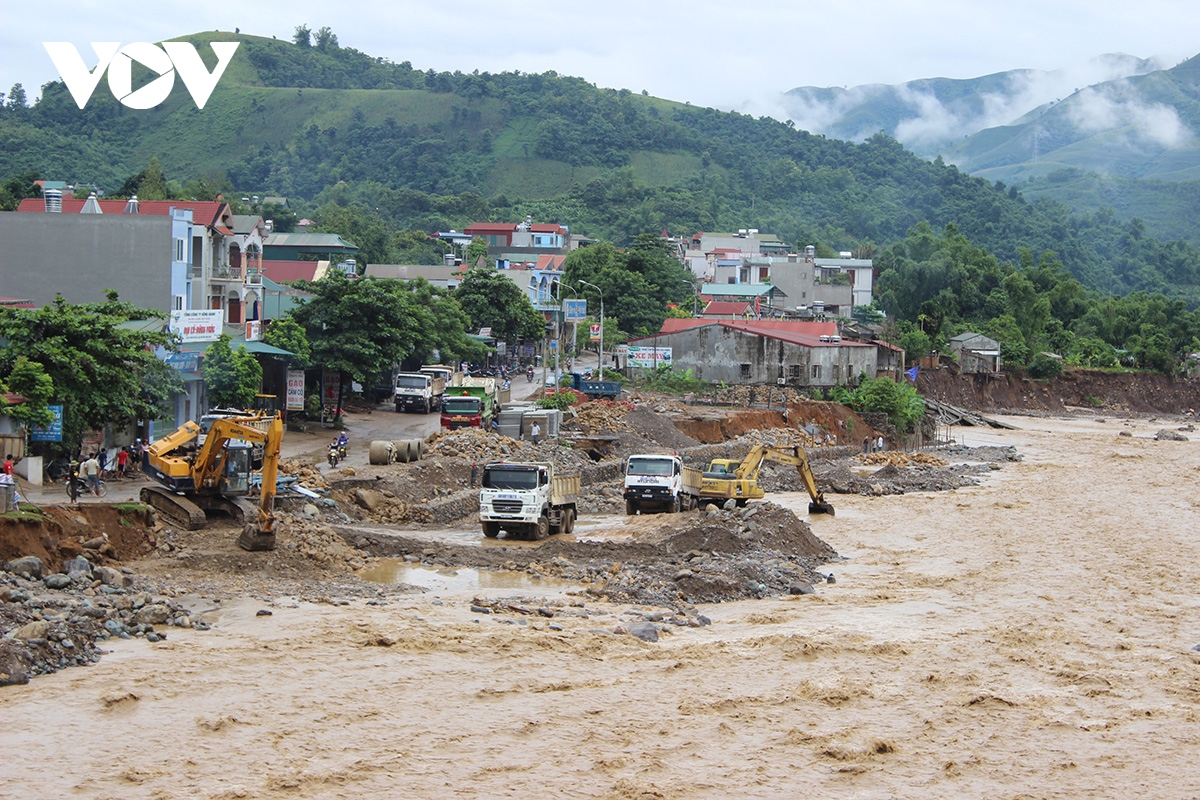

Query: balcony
left=211, top=262, right=242, bottom=282
left=245, top=266, right=262, bottom=286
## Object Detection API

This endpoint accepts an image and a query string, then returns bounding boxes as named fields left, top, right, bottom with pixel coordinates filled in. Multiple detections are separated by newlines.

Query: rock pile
left=859, top=451, right=948, bottom=467
left=279, top=459, right=329, bottom=490
left=424, top=427, right=594, bottom=471
left=741, top=427, right=830, bottom=449
left=565, top=400, right=631, bottom=433
left=276, top=516, right=373, bottom=572
left=1, top=555, right=212, bottom=685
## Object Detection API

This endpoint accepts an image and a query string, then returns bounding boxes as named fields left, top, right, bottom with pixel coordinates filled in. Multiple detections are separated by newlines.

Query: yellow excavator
left=699, top=445, right=835, bottom=515
left=140, top=415, right=284, bottom=550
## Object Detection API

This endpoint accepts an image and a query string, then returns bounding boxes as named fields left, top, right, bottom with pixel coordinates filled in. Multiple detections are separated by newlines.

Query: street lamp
left=577, top=278, right=603, bottom=378
left=680, top=276, right=699, bottom=317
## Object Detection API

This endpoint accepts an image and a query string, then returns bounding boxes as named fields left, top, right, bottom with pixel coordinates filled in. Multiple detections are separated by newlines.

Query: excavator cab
left=219, top=443, right=253, bottom=495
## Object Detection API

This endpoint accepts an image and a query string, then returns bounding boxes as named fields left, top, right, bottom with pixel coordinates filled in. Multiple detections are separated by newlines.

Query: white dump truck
left=478, top=461, right=579, bottom=540
left=393, top=371, right=445, bottom=413
left=623, top=453, right=702, bottom=514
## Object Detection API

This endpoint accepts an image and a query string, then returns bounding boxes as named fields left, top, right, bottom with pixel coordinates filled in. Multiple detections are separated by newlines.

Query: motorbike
left=328, top=442, right=341, bottom=467
left=64, top=472, right=107, bottom=498
left=526, top=367, right=535, bottom=383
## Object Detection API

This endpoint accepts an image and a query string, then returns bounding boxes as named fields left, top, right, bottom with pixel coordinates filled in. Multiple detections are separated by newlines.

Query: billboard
left=31, top=404, right=64, bottom=442
left=169, top=309, right=222, bottom=342
left=626, top=346, right=672, bottom=368
left=286, top=370, right=306, bottom=411
left=562, top=299, right=587, bottom=321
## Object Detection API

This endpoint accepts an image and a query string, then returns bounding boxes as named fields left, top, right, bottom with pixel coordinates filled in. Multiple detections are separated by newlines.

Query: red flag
left=754, top=295, right=761, bottom=317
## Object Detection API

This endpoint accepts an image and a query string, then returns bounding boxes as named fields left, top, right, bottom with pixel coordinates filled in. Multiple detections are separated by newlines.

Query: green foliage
left=466, top=237, right=492, bottom=268
left=835, top=377, right=925, bottom=431
left=0, top=294, right=180, bottom=448
left=898, top=327, right=932, bottom=361
left=262, top=317, right=311, bottom=369
left=454, top=268, right=545, bottom=342
left=289, top=272, right=419, bottom=386
left=202, top=334, right=263, bottom=408
left=0, top=356, right=56, bottom=428
left=536, top=390, right=577, bottom=410
left=635, top=365, right=703, bottom=394
left=1027, top=352, right=1064, bottom=380
left=0, top=170, right=41, bottom=211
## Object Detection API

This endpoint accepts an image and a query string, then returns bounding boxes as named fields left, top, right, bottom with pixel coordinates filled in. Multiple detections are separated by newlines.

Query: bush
left=1027, top=352, right=1064, bottom=379
left=536, top=390, right=579, bottom=410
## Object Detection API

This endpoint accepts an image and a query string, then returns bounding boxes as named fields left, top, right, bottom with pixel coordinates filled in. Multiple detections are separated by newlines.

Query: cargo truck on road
left=623, top=453, right=702, bottom=514
left=478, top=461, right=579, bottom=540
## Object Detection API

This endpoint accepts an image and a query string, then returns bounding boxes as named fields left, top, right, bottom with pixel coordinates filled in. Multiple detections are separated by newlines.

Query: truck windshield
left=482, top=468, right=538, bottom=490
left=395, top=376, right=428, bottom=389
left=443, top=397, right=481, bottom=414
left=627, top=457, right=673, bottom=476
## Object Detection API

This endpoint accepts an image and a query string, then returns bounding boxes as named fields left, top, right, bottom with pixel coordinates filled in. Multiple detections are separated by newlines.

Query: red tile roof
left=16, top=197, right=231, bottom=228
left=261, top=260, right=321, bottom=283
left=700, top=301, right=752, bottom=316
left=534, top=254, right=565, bottom=271
left=530, top=224, right=565, bottom=233
left=0, top=296, right=36, bottom=308
left=464, top=223, right=517, bottom=234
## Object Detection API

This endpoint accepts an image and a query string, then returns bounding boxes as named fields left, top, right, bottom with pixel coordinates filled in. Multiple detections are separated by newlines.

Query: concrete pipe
left=368, top=440, right=394, bottom=466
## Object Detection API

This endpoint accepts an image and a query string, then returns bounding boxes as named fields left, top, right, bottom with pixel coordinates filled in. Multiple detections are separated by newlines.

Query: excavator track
left=140, top=485, right=208, bottom=530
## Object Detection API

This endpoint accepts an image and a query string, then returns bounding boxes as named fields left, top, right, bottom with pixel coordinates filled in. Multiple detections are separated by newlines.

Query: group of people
left=863, top=435, right=887, bottom=453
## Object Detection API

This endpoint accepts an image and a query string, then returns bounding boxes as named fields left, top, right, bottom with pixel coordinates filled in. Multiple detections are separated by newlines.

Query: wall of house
left=0, top=212, right=172, bottom=310
left=652, top=326, right=878, bottom=387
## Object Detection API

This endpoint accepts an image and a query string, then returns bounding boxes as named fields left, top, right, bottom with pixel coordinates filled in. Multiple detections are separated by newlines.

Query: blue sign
left=562, top=299, right=588, bottom=322
left=31, top=404, right=63, bottom=442
left=164, top=352, right=200, bottom=373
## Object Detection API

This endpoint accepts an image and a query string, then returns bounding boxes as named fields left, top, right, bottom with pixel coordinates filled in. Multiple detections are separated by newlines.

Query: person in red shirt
left=3, top=455, right=13, bottom=476
left=116, top=447, right=129, bottom=479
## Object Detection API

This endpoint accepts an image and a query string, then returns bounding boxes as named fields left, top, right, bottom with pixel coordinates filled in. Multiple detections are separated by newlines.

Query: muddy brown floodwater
left=4, top=414, right=1200, bottom=799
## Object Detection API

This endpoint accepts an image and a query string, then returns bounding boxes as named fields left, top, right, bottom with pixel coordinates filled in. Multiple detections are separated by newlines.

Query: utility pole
left=579, top=279, right=603, bottom=378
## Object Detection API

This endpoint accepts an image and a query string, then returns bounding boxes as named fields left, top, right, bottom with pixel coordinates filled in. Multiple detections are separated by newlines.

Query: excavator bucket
left=808, top=500, right=835, bottom=516
left=237, top=523, right=276, bottom=551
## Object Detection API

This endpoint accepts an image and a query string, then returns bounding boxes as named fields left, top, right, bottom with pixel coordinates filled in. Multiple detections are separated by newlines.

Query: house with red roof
left=625, top=319, right=901, bottom=388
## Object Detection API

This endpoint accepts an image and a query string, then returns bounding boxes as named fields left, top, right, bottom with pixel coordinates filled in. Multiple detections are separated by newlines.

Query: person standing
left=531, top=421, right=541, bottom=445
left=116, top=446, right=129, bottom=480
left=81, top=453, right=102, bottom=496
left=2, top=454, right=12, bottom=477
left=862, top=437, right=870, bottom=454
left=876, top=435, right=885, bottom=452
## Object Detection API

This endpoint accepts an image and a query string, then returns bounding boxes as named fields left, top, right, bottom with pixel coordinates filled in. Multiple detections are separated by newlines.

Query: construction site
left=3, top=369, right=1200, bottom=799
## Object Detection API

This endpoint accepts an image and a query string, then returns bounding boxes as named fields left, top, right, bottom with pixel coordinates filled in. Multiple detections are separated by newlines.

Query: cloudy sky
left=3, top=0, right=1198, bottom=115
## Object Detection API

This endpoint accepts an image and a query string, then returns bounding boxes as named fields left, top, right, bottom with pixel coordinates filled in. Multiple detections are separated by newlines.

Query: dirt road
left=4, top=414, right=1199, bottom=798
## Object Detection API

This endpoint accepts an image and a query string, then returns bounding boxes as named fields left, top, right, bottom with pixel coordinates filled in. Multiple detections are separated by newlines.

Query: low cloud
left=1068, top=84, right=1192, bottom=147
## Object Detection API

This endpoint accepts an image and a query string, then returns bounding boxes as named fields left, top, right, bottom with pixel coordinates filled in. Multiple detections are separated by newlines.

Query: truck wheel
left=394, top=402, right=402, bottom=413
left=625, top=499, right=637, bottom=516
left=562, top=508, right=575, bottom=534
left=532, top=514, right=550, bottom=540
left=482, top=521, right=500, bottom=538
left=670, top=495, right=681, bottom=514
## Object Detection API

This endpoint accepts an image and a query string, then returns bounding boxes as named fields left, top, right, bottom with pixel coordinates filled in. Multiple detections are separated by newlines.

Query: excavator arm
left=197, top=417, right=284, bottom=550
left=737, top=445, right=835, bottom=515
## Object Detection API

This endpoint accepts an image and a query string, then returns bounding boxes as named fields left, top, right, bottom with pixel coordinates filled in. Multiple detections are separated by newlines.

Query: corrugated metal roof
left=264, top=232, right=358, bottom=250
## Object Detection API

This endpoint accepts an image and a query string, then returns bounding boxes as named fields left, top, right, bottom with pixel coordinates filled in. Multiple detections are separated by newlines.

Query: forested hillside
left=4, top=29, right=1200, bottom=306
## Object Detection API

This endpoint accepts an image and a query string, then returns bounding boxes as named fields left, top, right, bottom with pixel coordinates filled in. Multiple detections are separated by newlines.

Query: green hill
left=5, top=30, right=1200, bottom=304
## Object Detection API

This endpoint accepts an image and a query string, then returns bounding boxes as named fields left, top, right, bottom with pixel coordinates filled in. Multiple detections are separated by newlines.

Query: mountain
left=4, top=31, right=1200, bottom=303
left=782, top=54, right=1170, bottom=158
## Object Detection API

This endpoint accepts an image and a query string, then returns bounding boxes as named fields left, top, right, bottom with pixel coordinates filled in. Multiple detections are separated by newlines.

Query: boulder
left=4, top=556, right=44, bottom=580
left=44, top=574, right=72, bottom=590
left=134, top=604, right=170, bottom=625
left=13, top=620, right=51, bottom=640
left=626, top=622, right=660, bottom=643
left=94, top=566, right=131, bottom=588
left=354, top=488, right=386, bottom=512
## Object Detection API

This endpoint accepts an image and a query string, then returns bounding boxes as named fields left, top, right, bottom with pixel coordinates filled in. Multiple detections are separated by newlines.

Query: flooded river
left=3, top=414, right=1200, bottom=798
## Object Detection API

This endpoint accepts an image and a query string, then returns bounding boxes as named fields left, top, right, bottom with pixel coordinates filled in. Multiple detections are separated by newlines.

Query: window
left=173, top=295, right=185, bottom=311
left=739, top=363, right=752, bottom=379
left=811, top=364, right=822, bottom=380
left=789, top=364, right=801, bottom=378
left=174, top=238, right=186, bottom=262
left=832, top=365, right=841, bottom=381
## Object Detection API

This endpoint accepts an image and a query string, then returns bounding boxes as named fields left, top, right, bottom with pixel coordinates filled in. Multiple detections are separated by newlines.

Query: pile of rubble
left=740, top=427, right=830, bottom=449
left=328, top=485, right=433, bottom=527
left=424, top=427, right=594, bottom=471
left=1, top=555, right=214, bottom=685
left=858, top=451, right=948, bottom=467
left=275, top=515, right=373, bottom=572
left=713, top=385, right=810, bottom=407
left=564, top=400, right=632, bottom=433
left=279, top=459, right=329, bottom=490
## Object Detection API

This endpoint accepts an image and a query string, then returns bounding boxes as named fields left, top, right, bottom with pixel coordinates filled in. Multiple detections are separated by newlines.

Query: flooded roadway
left=3, top=413, right=1200, bottom=799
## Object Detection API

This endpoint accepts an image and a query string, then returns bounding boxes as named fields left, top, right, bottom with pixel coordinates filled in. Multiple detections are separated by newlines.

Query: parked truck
left=478, top=461, right=579, bottom=540
left=565, top=372, right=623, bottom=401
left=393, top=371, right=446, bottom=413
left=623, top=453, right=702, bottom=514
left=420, top=364, right=460, bottom=387
left=440, top=380, right=497, bottom=430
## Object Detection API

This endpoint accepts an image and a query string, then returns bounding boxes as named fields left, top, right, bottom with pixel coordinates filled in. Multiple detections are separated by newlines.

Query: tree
left=6, top=83, right=27, bottom=109
left=314, top=26, right=339, bottom=52
left=289, top=273, right=422, bottom=416
left=293, top=25, right=312, bottom=47
left=0, top=170, right=42, bottom=211
left=853, top=377, right=925, bottom=431
left=454, top=268, right=545, bottom=342
left=466, top=237, right=492, bottom=268
left=202, top=335, right=263, bottom=408
left=137, top=157, right=170, bottom=201
left=0, top=294, right=181, bottom=449
left=0, top=356, right=56, bottom=428
left=262, top=317, right=311, bottom=369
